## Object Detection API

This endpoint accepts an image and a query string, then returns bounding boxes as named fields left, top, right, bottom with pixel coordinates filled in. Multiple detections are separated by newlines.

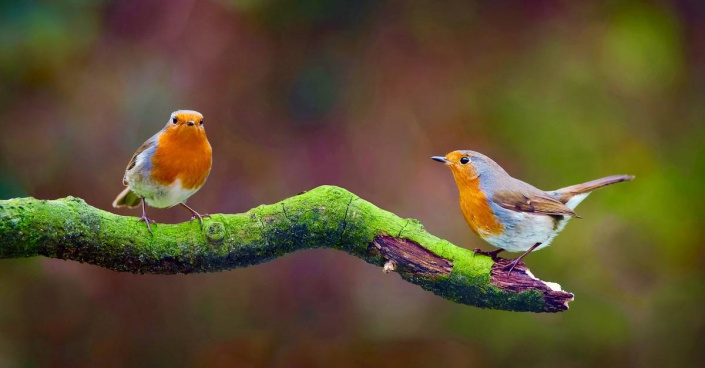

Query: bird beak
left=187, top=121, right=195, bottom=126
left=431, top=156, right=449, bottom=165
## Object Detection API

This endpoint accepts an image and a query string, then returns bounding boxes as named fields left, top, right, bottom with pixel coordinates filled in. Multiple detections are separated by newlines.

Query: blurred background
left=0, top=0, right=703, bottom=367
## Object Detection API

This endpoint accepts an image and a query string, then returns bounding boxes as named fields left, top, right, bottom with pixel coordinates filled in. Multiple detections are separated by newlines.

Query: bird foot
left=190, top=212, right=210, bottom=227
left=473, top=248, right=504, bottom=260
left=138, top=215, right=156, bottom=234
left=503, top=258, right=524, bottom=275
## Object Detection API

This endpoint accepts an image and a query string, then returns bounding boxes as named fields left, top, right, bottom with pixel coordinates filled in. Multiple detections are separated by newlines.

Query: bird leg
left=179, top=203, right=210, bottom=227
left=473, top=248, right=504, bottom=260
left=504, top=242, right=541, bottom=275
left=138, top=198, right=156, bottom=234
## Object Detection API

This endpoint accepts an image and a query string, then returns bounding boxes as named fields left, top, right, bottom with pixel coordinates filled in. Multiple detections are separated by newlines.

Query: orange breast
left=454, top=174, right=503, bottom=237
left=150, top=127, right=212, bottom=189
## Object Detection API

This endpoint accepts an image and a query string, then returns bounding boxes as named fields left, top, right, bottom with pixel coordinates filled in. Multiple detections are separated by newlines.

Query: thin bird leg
left=504, top=242, right=541, bottom=275
left=473, top=248, right=504, bottom=260
left=138, top=198, right=156, bottom=234
left=179, top=203, right=210, bottom=227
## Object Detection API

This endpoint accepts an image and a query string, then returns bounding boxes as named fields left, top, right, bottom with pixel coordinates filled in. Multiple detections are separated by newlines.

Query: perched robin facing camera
left=432, top=150, right=633, bottom=273
left=113, top=110, right=212, bottom=233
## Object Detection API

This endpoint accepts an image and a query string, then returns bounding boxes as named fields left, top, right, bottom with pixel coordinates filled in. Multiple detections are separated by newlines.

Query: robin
left=113, top=110, right=212, bottom=233
left=432, top=150, right=633, bottom=273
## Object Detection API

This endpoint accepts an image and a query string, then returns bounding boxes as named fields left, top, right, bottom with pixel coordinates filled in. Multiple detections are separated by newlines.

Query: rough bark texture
left=0, top=185, right=573, bottom=312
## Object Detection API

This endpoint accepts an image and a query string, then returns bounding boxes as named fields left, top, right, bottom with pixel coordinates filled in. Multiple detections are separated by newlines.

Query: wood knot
left=205, top=222, right=225, bottom=243
left=371, top=235, right=452, bottom=278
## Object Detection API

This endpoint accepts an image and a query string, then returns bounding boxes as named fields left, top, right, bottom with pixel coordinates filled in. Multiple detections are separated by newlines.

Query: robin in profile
left=113, top=110, right=212, bottom=233
left=432, top=150, right=633, bottom=274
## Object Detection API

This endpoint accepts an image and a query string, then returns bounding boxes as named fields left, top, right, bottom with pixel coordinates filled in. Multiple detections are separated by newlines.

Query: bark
left=0, top=185, right=573, bottom=312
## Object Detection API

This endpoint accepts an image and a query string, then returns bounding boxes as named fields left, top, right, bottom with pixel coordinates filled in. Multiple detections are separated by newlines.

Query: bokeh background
left=1, top=0, right=703, bottom=367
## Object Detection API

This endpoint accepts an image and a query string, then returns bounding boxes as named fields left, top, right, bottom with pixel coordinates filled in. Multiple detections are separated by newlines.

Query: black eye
left=172, top=117, right=178, bottom=124
left=199, top=119, right=204, bottom=126
left=460, top=157, right=470, bottom=164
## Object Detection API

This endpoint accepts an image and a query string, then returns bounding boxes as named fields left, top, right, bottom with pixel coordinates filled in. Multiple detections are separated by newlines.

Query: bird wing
left=123, top=138, right=155, bottom=185
left=492, top=190, right=578, bottom=217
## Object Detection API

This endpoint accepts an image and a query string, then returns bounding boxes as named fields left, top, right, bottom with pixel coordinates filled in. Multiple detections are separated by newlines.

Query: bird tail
left=112, top=187, right=142, bottom=208
left=550, top=175, right=635, bottom=206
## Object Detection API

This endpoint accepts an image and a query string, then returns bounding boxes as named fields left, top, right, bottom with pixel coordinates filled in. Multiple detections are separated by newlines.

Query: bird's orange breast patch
left=150, top=126, right=212, bottom=190
left=453, top=171, right=503, bottom=237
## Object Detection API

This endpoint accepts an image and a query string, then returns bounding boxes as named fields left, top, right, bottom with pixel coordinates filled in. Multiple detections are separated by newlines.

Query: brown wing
left=492, top=190, right=578, bottom=217
left=123, top=139, right=155, bottom=185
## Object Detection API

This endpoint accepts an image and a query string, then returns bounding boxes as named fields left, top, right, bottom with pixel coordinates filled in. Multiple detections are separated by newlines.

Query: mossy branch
left=0, top=186, right=573, bottom=312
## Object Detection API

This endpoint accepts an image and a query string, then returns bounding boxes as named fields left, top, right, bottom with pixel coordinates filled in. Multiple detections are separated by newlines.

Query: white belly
left=129, top=178, right=198, bottom=208
left=481, top=209, right=572, bottom=253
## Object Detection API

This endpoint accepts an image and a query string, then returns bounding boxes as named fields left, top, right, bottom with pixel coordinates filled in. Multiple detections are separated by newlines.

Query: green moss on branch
left=0, top=185, right=573, bottom=312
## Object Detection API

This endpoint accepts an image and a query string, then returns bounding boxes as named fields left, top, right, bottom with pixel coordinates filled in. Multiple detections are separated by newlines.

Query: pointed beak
left=187, top=121, right=195, bottom=126
left=431, top=156, right=449, bottom=164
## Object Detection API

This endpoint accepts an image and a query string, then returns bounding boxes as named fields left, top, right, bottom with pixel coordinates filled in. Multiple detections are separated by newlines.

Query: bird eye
left=199, top=119, right=204, bottom=126
left=172, top=117, right=178, bottom=124
left=460, top=157, right=470, bottom=164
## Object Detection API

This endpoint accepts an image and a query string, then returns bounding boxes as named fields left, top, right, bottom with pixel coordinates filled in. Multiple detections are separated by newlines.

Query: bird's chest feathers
left=151, top=129, right=212, bottom=189
left=456, top=176, right=503, bottom=237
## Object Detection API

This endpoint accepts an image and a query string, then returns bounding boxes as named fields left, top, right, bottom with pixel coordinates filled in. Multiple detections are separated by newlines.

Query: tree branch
left=0, top=185, right=573, bottom=312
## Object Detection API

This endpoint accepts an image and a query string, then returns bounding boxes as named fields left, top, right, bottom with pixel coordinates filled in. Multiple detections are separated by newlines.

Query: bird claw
left=503, top=259, right=523, bottom=275
left=190, top=213, right=210, bottom=227
left=500, top=242, right=540, bottom=275
left=138, top=215, right=156, bottom=234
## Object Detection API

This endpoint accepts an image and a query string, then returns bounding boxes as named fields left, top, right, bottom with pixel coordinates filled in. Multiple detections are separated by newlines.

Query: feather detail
left=124, top=139, right=156, bottom=178
left=492, top=190, right=578, bottom=217
left=551, top=175, right=635, bottom=203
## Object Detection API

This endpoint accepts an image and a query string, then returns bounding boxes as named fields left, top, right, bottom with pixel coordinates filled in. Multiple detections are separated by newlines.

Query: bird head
left=432, top=150, right=481, bottom=184
left=432, top=150, right=508, bottom=187
left=164, top=110, right=206, bottom=136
